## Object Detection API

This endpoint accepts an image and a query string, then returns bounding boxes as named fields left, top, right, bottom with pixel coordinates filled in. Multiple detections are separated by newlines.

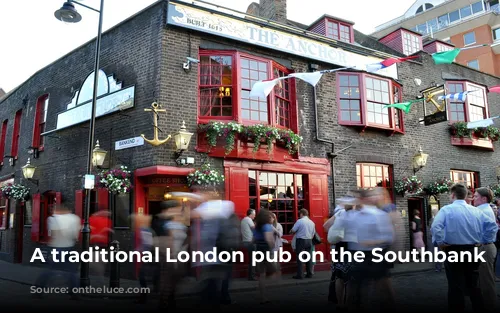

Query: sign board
left=56, top=86, right=135, bottom=130
left=145, top=176, right=188, bottom=185
left=424, top=110, right=447, bottom=126
left=84, top=174, right=95, bottom=190
left=115, top=136, right=144, bottom=150
left=167, top=2, right=398, bottom=80
left=421, top=85, right=447, bottom=126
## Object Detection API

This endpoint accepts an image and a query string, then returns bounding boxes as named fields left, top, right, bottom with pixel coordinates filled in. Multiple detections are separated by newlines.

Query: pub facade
left=0, top=0, right=499, bottom=279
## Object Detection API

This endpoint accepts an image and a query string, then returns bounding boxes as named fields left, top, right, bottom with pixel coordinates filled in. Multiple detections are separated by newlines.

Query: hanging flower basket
left=394, top=176, right=423, bottom=197
left=424, top=178, right=453, bottom=196
left=0, top=183, right=30, bottom=201
left=187, top=163, right=224, bottom=189
left=199, top=121, right=302, bottom=156
left=490, top=184, right=500, bottom=198
left=97, top=165, right=133, bottom=194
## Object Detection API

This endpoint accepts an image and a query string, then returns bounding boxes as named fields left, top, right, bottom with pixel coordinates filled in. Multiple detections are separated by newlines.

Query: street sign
left=115, top=136, right=144, bottom=150
left=424, top=110, right=448, bottom=126
left=84, top=174, right=95, bottom=190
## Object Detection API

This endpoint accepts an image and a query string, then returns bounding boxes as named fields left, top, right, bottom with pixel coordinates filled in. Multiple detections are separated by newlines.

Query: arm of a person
left=430, top=209, right=446, bottom=248
left=323, top=215, right=336, bottom=231
left=482, top=212, right=498, bottom=244
left=290, top=219, right=300, bottom=234
left=274, top=224, right=283, bottom=238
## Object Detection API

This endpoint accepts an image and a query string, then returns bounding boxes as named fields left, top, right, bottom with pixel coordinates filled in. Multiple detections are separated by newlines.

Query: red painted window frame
left=356, top=163, right=395, bottom=201
left=0, top=120, right=7, bottom=166
left=197, top=50, right=298, bottom=133
left=11, top=109, right=22, bottom=159
left=336, top=72, right=405, bottom=133
left=324, top=18, right=354, bottom=43
left=32, top=94, right=49, bottom=151
left=446, top=81, right=489, bottom=124
left=32, top=191, right=61, bottom=243
left=450, top=170, right=479, bottom=191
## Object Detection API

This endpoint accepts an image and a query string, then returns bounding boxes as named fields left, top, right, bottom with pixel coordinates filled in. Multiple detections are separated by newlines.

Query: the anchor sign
left=141, top=102, right=172, bottom=146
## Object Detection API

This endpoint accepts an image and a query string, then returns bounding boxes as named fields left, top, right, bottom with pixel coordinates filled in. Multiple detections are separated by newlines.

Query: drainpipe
left=310, top=64, right=336, bottom=213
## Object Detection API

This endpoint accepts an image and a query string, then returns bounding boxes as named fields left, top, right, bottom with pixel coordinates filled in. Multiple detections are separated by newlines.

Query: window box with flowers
left=97, top=166, right=134, bottom=194
left=197, top=121, right=302, bottom=162
left=1, top=183, right=30, bottom=201
left=395, top=176, right=423, bottom=197
left=187, top=163, right=225, bottom=190
left=424, top=178, right=453, bottom=196
left=449, top=121, right=498, bottom=151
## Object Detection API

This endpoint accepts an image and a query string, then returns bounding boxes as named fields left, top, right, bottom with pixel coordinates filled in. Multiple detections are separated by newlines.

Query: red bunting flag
left=489, top=86, right=500, bottom=93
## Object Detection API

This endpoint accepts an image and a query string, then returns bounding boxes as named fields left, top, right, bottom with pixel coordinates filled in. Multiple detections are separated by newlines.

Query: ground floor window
left=248, top=170, right=304, bottom=233
left=0, top=196, right=7, bottom=229
left=356, top=163, right=394, bottom=200
left=450, top=170, right=479, bottom=191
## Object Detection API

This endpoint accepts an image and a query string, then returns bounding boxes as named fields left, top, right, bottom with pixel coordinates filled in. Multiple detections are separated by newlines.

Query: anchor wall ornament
left=424, top=88, right=446, bottom=113
left=141, top=102, right=172, bottom=146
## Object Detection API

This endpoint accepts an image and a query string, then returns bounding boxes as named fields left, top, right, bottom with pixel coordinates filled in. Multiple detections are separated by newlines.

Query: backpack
left=216, top=213, right=241, bottom=252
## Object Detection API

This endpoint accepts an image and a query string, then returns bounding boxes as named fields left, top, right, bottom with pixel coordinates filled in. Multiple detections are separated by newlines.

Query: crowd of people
left=31, top=182, right=500, bottom=311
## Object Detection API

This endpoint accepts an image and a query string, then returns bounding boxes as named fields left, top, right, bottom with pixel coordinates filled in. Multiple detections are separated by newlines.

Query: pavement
left=0, top=260, right=434, bottom=299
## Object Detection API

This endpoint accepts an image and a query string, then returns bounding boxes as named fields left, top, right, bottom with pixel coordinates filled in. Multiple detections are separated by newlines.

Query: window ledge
left=450, top=135, right=494, bottom=151
left=343, top=124, right=405, bottom=136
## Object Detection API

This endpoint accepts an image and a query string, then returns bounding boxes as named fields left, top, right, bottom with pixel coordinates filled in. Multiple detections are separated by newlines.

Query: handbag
left=327, top=224, right=345, bottom=245
left=312, top=231, right=322, bottom=245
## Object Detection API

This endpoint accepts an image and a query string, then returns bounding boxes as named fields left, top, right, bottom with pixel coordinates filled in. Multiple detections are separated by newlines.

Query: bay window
left=198, top=50, right=297, bottom=131
left=338, top=72, right=404, bottom=133
left=446, top=81, right=488, bottom=123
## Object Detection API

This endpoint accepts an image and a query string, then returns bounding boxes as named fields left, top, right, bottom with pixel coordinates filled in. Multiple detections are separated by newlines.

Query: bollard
left=109, top=240, right=120, bottom=288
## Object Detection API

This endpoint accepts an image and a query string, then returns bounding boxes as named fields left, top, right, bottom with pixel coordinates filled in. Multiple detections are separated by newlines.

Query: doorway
left=408, top=198, right=426, bottom=250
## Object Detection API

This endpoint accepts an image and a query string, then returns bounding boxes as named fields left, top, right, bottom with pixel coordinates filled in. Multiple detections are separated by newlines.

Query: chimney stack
left=246, top=0, right=287, bottom=24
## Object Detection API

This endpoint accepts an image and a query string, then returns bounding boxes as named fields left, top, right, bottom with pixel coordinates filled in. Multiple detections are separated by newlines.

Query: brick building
left=0, top=0, right=499, bottom=279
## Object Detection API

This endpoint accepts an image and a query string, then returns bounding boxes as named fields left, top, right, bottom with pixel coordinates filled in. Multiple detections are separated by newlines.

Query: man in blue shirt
left=431, top=184, right=497, bottom=312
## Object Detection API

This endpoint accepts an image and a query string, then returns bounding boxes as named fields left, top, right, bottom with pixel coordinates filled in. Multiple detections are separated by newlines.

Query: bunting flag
left=489, top=86, right=500, bottom=93
left=466, top=116, right=499, bottom=129
left=437, top=90, right=477, bottom=102
left=383, top=99, right=421, bottom=114
left=365, top=55, right=419, bottom=73
left=249, top=77, right=287, bottom=98
left=432, top=44, right=489, bottom=64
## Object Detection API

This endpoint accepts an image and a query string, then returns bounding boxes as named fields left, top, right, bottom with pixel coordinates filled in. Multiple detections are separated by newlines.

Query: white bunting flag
left=288, top=71, right=324, bottom=87
left=249, top=78, right=283, bottom=98
left=466, top=116, right=499, bottom=129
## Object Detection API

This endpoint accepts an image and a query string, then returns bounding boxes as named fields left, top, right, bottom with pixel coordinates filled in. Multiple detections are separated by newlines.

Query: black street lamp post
left=54, top=0, right=105, bottom=288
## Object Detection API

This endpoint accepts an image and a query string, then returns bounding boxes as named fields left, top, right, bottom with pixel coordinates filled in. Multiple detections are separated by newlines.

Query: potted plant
left=97, top=165, right=133, bottom=194
left=200, top=121, right=242, bottom=155
left=0, top=183, right=30, bottom=201
left=449, top=121, right=471, bottom=138
left=425, top=178, right=453, bottom=196
left=395, top=176, right=423, bottom=197
left=187, top=163, right=224, bottom=189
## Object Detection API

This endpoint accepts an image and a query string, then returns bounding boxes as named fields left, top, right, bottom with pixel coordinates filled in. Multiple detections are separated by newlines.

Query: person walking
left=241, top=209, right=257, bottom=281
left=253, top=209, right=277, bottom=304
left=473, top=187, right=498, bottom=311
left=290, top=209, right=316, bottom=279
left=271, top=213, right=283, bottom=275
left=431, top=184, right=497, bottom=313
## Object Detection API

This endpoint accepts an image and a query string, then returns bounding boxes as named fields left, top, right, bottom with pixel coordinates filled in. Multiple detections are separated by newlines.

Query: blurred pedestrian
left=133, top=213, right=154, bottom=304
left=271, top=213, right=283, bottom=275
left=34, top=204, right=81, bottom=299
left=89, top=209, right=112, bottom=287
left=241, top=209, right=256, bottom=281
left=253, top=209, right=276, bottom=304
left=290, top=209, right=315, bottom=279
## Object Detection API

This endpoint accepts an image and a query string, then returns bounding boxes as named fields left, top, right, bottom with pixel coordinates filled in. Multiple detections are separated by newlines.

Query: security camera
left=186, top=57, right=200, bottom=64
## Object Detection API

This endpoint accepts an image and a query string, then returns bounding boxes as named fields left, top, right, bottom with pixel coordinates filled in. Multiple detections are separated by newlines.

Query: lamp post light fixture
left=55, top=0, right=104, bottom=288
left=173, top=121, right=193, bottom=158
left=22, top=158, right=39, bottom=185
left=412, top=146, right=428, bottom=174
left=92, top=140, right=107, bottom=168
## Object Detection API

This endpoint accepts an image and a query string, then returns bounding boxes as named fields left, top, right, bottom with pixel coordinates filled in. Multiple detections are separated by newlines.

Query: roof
left=378, top=27, right=423, bottom=42
left=353, top=30, right=406, bottom=57
left=423, top=38, right=455, bottom=47
left=307, top=14, right=355, bottom=30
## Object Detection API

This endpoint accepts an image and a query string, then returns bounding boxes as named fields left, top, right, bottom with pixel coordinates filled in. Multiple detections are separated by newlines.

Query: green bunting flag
left=431, top=48, right=461, bottom=65
left=383, top=100, right=421, bottom=114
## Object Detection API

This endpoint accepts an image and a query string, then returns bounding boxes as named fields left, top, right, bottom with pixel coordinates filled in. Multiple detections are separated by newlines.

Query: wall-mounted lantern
left=92, top=140, right=107, bottom=168
left=22, top=158, right=38, bottom=185
left=412, top=146, right=428, bottom=174
left=174, top=121, right=193, bottom=158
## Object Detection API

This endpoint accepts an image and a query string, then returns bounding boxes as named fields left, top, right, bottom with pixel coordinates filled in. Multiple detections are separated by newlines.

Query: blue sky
left=0, top=0, right=414, bottom=92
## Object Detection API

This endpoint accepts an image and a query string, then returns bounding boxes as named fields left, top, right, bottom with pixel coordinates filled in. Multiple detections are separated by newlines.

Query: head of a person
left=372, top=187, right=389, bottom=207
left=474, top=187, right=493, bottom=206
left=358, top=189, right=378, bottom=206
left=298, top=209, right=309, bottom=219
left=53, top=204, right=70, bottom=214
left=450, top=184, right=468, bottom=201
left=414, top=210, right=420, bottom=217
left=133, top=213, right=152, bottom=229
left=246, top=209, right=256, bottom=220
left=466, top=189, right=474, bottom=204
left=159, top=199, right=182, bottom=218
left=490, top=203, right=498, bottom=216
left=271, top=213, right=277, bottom=227
left=496, top=198, right=500, bottom=207
left=255, top=209, right=272, bottom=229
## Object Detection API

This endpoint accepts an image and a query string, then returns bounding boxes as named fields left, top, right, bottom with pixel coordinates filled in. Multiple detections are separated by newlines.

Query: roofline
left=423, top=38, right=455, bottom=47
left=0, top=0, right=164, bottom=104
left=307, top=14, right=355, bottom=30
left=378, top=27, right=423, bottom=42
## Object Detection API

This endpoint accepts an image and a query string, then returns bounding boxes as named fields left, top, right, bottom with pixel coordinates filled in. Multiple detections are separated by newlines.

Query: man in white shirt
left=474, top=187, right=498, bottom=311
left=290, top=209, right=316, bottom=279
left=240, top=209, right=256, bottom=280
left=34, top=205, right=81, bottom=299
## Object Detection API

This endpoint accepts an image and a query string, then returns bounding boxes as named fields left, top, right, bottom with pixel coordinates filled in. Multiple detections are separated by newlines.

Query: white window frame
left=402, top=31, right=421, bottom=55
left=463, top=31, right=476, bottom=46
